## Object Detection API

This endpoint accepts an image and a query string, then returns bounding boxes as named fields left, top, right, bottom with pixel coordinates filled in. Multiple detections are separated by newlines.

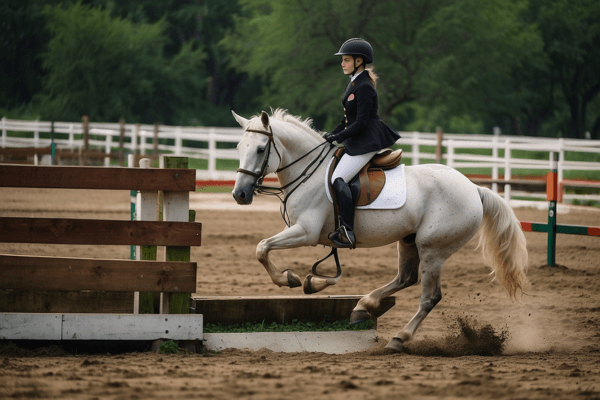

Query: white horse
left=231, top=109, right=528, bottom=352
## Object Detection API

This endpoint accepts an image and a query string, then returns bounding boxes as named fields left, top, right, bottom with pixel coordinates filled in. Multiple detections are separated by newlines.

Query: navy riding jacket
left=330, top=72, right=401, bottom=156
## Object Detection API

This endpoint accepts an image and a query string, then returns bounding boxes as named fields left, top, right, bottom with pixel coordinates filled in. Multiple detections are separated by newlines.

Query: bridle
left=236, top=125, right=342, bottom=289
left=236, top=126, right=332, bottom=226
left=235, top=126, right=280, bottom=181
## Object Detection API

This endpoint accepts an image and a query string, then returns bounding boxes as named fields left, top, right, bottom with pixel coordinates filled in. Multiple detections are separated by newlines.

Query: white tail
left=477, top=187, right=529, bottom=300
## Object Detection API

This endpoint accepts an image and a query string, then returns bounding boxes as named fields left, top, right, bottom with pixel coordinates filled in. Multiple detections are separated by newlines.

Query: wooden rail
left=0, top=164, right=195, bottom=191
left=0, top=217, right=201, bottom=246
left=0, top=146, right=52, bottom=156
left=0, top=255, right=196, bottom=293
left=470, top=178, right=546, bottom=192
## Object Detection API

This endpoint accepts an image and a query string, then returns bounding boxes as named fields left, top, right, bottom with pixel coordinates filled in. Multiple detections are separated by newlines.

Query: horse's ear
left=231, top=110, right=248, bottom=129
left=260, top=111, right=269, bottom=128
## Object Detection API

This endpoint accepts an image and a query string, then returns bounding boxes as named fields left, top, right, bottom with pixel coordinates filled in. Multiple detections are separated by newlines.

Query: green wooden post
left=130, top=189, right=136, bottom=261
left=547, top=199, right=557, bottom=267
left=547, top=153, right=559, bottom=267
left=163, top=156, right=194, bottom=314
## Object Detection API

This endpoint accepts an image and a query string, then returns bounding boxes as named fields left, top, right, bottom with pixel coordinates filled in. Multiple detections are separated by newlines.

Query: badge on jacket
left=347, top=94, right=355, bottom=101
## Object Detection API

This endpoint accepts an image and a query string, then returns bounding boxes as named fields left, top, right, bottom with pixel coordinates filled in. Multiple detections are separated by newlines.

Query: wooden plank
left=0, top=314, right=203, bottom=341
left=0, top=313, right=62, bottom=340
left=0, top=164, right=196, bottom=191
left=0, top=217, right=202, bottom=246
left=55, top=149, right=118, bottom=160
left=0, top=146, right=52, bottom=156
left=0, top=254, right=197, bottom=292
left=191, top=295, right=396, bottom=326
left=0, top=289, right=133, bottom=313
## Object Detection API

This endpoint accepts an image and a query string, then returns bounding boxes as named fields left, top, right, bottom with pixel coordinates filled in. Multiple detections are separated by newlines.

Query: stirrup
left=328, top=226, right=356, bottom=249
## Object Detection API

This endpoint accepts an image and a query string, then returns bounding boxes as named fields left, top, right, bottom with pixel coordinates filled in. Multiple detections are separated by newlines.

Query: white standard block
left=203, top=330, right=380, bottom=354
left=0, top=313, right=62, bottom=340
left=61, top=314, right=203, bottom=340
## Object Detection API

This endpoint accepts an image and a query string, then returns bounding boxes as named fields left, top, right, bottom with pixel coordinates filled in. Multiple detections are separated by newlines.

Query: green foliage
left=2, top=0, right=599, bottom=137
left=204, top=318, right=375, bottom=333
left=158, top=340, right=180, bottom=354
left=0, top=0, right=52, bottom=110
left=34, top=2, right=207, bottom=125
left=220, top=0, right=543, bottom=132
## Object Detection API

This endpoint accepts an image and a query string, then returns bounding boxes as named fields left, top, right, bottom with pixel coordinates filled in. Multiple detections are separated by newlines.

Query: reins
left=237, top=126, right=333, bottom=227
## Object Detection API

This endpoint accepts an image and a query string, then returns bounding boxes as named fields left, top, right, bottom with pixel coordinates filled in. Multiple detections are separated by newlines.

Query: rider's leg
left=329, top=151, right=377, bottom=248
left=330, top=177, right=356, bottom=247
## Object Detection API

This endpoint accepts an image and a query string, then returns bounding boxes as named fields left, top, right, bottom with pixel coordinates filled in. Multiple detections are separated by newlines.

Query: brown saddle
left=357, top=148, right=403, bottom=206
left=329, top=148, right=403, bottom=207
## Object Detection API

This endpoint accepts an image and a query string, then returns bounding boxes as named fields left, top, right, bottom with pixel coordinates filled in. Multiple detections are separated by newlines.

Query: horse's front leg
left=256, top=224, right=315, bottom=288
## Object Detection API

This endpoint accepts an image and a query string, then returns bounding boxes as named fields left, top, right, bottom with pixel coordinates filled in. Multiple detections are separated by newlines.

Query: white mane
left=252, top=108, right=324, bottom=141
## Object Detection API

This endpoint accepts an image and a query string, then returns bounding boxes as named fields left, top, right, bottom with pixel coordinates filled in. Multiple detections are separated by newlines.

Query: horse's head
left=231, top=110, right=281, bottom=205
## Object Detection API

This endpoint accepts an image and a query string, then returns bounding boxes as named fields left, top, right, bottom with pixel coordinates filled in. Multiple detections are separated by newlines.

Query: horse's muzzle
left=232, top=185, right=254, bottom=205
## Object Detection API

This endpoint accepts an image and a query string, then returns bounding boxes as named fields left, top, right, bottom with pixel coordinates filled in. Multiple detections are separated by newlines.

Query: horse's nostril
left=239, top=192, right=246, bottom=199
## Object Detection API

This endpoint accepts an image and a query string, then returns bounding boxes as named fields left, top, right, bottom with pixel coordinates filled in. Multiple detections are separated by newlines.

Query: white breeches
left=331, top=151, right=379, bottom=184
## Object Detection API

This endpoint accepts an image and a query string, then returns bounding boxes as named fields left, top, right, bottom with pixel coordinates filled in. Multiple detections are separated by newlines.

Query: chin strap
left=351, top=58, right=363, bottom=77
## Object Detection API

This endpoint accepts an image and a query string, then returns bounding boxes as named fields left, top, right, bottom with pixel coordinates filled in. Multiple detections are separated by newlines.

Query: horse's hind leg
left=385, top=252, right=444, bottom=353
left=350, top=240, right=420, bottom=323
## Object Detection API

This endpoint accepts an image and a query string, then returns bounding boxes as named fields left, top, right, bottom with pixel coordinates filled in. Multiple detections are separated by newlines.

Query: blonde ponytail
left=366, top=65, right=379, bottom=88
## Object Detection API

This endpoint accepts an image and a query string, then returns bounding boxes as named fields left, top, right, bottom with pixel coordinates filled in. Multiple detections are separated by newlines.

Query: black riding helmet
left=334, top=38, right=374, bottom=64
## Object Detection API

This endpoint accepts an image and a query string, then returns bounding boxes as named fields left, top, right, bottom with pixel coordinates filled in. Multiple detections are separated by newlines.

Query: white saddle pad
left=325, top=159, right=407, bottom=210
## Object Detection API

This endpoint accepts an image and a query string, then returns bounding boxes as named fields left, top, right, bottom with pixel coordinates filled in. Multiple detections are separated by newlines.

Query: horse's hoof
left=303, top=275, right=316, bottom=294
left=349, top=309, right=371, bottom=325
left=284, top=269, right=301, bottom=288
left=384, top=337, right=405, bottom=354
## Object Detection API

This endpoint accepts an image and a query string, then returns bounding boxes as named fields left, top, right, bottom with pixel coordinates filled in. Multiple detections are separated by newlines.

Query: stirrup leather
left=328, top=225, right=356, bottom=249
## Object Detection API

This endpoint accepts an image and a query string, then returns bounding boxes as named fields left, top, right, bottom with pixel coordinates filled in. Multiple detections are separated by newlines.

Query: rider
left=323, top=38, right=401, bottom=248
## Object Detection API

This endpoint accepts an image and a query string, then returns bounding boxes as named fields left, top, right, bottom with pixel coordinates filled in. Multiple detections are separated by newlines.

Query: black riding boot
left=329, top=177, right=356, bottom=248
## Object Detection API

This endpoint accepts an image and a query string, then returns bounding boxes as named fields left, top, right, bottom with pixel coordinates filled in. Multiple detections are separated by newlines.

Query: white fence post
left=446, top=139, right=455, bottom=168
left=34, top=119, right=40, bottom=148
left=504, top=139, right=512, bottom=202
left=132, top=124, right=139, bottom=155
left=491, top=135, right=499, bottom=193
left=175, top=126, right=182, bottom=156
left=208, top=128, right=217, bottom=179
left=557, top=138, right=564, bottom=184
left=105, top=133, right=112, bottom=167
left=140, top=128, right=147, bottom=156
left=412, top=131, right=420, bottom=165
left=1, top=117, right=6, bottom=148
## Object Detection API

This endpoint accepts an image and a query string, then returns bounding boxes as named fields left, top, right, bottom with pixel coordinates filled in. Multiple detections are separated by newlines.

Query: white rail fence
left=2, top=117, right=600, bottom=202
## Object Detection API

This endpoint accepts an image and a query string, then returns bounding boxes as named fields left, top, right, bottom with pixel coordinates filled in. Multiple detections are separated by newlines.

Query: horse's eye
left=257, top=147, right=266, bottom=154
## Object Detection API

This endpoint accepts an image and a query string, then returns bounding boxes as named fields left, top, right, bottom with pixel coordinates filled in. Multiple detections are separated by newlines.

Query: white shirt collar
left=350, top=70, right=364, bottom=82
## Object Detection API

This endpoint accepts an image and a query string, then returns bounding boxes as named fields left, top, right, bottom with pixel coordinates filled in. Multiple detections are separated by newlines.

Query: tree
left=0, top=0, right=58, bottom=113
left=36, top=2, right=207, bottom=125
left=84, top=0, right=263, bottom=126
left=536, top=0, right=600, bottom=138
left=221, top=0, right=543, bottom=132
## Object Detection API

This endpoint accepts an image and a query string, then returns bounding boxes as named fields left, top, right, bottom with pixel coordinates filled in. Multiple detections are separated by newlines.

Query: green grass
left=204, top=318, right=375, bottom=333
left=158, top=340, right=180, bottom=354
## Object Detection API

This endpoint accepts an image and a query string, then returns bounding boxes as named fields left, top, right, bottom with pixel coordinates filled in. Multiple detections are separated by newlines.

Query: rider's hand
left=323, top=133, right=337, bottom=144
